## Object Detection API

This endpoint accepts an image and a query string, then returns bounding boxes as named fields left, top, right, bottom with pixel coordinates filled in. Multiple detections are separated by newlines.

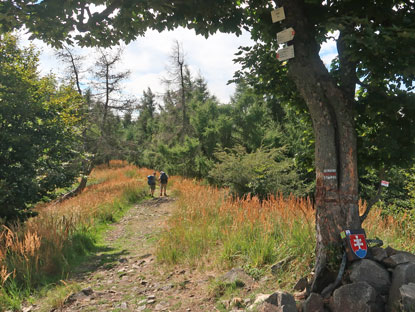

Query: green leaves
left=0, top=34, right=83, bottom=221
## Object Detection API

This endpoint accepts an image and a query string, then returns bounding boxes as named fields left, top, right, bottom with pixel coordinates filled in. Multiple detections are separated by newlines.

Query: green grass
left=156, top=186, right=316, bottom=292
left=0, top=182, right=148, bottom=311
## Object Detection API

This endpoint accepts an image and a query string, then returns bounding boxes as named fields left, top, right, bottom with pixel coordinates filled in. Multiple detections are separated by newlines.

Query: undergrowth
left=0, top=161, right=150, bottom=311
left=157, top=178, right=415, bottom=294
left=156, top=179, right=316, bottom=290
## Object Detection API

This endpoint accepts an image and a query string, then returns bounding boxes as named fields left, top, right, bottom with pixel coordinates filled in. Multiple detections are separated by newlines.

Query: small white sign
left=381, top=180, right=390, bottom=187
left=277, top=27, right=295, bottom=44
left=276, top=45, right=294, bottom=62
left=271, top=7, right=285, bottom=23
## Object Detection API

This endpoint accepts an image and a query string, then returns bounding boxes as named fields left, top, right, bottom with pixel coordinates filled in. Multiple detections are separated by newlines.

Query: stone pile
left=252, top=246, right=415, bottom=312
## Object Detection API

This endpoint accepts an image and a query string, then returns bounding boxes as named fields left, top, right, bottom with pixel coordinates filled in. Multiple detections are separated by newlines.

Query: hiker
left=159, top=171, right=168, bottom=196
left=147, top=172, right=157, bottom=197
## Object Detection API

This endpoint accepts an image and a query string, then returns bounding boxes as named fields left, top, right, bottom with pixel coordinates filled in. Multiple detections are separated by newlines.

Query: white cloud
left=20, top=27, right=338, bottom=103
left=20, top=27, right=253, bottom=104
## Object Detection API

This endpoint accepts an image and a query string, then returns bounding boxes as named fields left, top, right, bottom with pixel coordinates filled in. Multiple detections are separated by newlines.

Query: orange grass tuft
left=158, top=178, right=316, bottom=267
left=0, top=161, right=149, bottom=289
left=160, top=178, right=415, bottom=269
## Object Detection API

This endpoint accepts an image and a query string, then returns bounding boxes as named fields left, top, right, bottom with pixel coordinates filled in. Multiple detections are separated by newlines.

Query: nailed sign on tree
left=277, top=27, right=295, bottom=44
left=276, top=45, right=294, bottom=62
left=271, top=7, right=285, bottom=23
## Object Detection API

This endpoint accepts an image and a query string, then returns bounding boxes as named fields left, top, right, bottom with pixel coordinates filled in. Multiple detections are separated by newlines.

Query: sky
left=21, top=27, right=338, bottom=104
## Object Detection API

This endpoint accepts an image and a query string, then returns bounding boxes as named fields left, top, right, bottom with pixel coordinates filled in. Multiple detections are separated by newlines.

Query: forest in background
left=1, top=32, right=414, bottom=224
left=2, top=0, right=415, bottom=309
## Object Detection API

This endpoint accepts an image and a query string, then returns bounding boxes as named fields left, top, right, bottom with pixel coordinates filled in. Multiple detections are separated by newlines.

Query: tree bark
left=277, top=0, right=361, bottom=292
left=56, top=161, right=93, bottom=203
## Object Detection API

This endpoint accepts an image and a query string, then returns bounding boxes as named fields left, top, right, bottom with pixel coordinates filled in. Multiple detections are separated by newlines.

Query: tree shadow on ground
left=70, top=246, right=131, bottom=277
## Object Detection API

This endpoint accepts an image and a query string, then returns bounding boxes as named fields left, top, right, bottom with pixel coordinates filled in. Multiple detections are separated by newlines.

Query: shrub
left=209, top=146, right=310, bottom=199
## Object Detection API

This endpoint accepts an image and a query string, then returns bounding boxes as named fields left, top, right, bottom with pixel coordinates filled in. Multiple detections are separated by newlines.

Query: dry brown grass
left=0, top=161, right=149, bottom=287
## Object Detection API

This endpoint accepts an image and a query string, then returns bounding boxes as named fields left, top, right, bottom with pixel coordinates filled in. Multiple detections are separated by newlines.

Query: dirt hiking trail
left=33, top=196, right=225, bottom=312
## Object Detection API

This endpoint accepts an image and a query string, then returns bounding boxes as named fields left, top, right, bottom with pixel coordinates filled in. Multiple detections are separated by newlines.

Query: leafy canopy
left=0, top=34, right=84, bottom=221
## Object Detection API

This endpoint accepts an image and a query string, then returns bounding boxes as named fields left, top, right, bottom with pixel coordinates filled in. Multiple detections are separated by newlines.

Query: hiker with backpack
left=159, top=171, right=168, bottom=197
left=147, top=172, right=157, bottom=197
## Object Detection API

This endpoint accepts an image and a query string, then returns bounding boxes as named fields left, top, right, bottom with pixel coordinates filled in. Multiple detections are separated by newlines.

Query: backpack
left=160, top=172, right=168, bottom=183
left=147, top=175, right=155, bottom=185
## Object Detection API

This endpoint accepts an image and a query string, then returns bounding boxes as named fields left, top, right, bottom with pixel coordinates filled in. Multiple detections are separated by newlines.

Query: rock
left=385, top=246, right=399, bottom=257
left=330, top=282, right=384, bottom=312
left=64, top=287, right=94, bottom=304
left=349, top=259, right=391, bottom=295
left=303, top=293, right=324, bottom=312
left=382, top=252, right=415, bottom=268
left=247, top=294, right=271, bottom=311
left=399, top=283, right=415, bottom=312
left=265, top=291, right=297, bottom=312
left=119, top=258, right=128, bottom=263
left=159, top=284, right=174, bottom=291
left=220, top=268, right=254, bottom=287
left=294, top=277, right=309, bottom=291
left=147, top=294, right=156, bottom=300
left=388, top=262, right=415, bottom=311
left=136, top=306, right=146, bottom=311
left=81, top=287, right=93, bottom=296
left=155, top=303, right=166, bottom=310
left=258, top=302, right=280, bottom=312
left=370, top=247, right=388, bottom=262
left=120, top=302, right=128, bottom=309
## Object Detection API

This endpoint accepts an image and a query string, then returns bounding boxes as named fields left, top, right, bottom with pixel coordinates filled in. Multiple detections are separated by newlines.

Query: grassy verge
left=156, top=178, right=315, bottom=289
left=0, top=161, right=150, bottom=311
left=157, top=178, right=415, bottom=298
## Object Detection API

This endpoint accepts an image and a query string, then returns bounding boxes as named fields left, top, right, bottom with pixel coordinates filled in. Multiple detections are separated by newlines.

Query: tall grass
left=361, top=200, right=415, bottom=251
left=0, top=161, right=149, bottom=310
left=157, top=179, right=415, bottom=288
left=157, top=179, right=316, bottom=276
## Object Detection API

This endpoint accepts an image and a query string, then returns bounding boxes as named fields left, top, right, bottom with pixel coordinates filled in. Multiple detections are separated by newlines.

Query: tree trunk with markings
left=277, top=0, right=361, bottom=292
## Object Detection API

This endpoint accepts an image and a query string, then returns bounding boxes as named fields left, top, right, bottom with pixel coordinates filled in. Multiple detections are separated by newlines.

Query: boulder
left=369, top=247, right=388, bottom=262
left=388, top=263, right=415, bottom=311
left=258, top=302, right=280, bottom=312
left=256, top=292, right=297, bottom=312
left=399, top=283, right=415, bottom=312
left=330, top=282, right=384, bottom=312
left=382, top=252, right=415, bottom=268
left=385, top=246, right=399, bottom=257
left=302, top=293, right=324, bottom=312
left=247, top=294, right=271, bottom=311
left=349, top=259, right=391, bottom=295
left=294, top=277, right=309, bottom=291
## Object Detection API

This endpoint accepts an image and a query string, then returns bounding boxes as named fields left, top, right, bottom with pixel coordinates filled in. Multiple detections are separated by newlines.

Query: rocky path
left=41, top=197, right=220, bottom=312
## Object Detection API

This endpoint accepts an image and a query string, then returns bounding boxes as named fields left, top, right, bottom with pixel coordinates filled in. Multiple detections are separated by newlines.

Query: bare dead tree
left=162, top=40, right=191, bottom=139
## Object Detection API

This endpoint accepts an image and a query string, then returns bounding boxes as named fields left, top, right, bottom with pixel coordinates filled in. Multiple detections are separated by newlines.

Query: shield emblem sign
left=341, top=229, right=369, bottom=261
left=349, top=234, right=367, bottom=259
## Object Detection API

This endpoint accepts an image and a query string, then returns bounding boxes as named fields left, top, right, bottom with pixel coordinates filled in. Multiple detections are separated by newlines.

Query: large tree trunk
left=277, top=0, right=361, bottom=292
